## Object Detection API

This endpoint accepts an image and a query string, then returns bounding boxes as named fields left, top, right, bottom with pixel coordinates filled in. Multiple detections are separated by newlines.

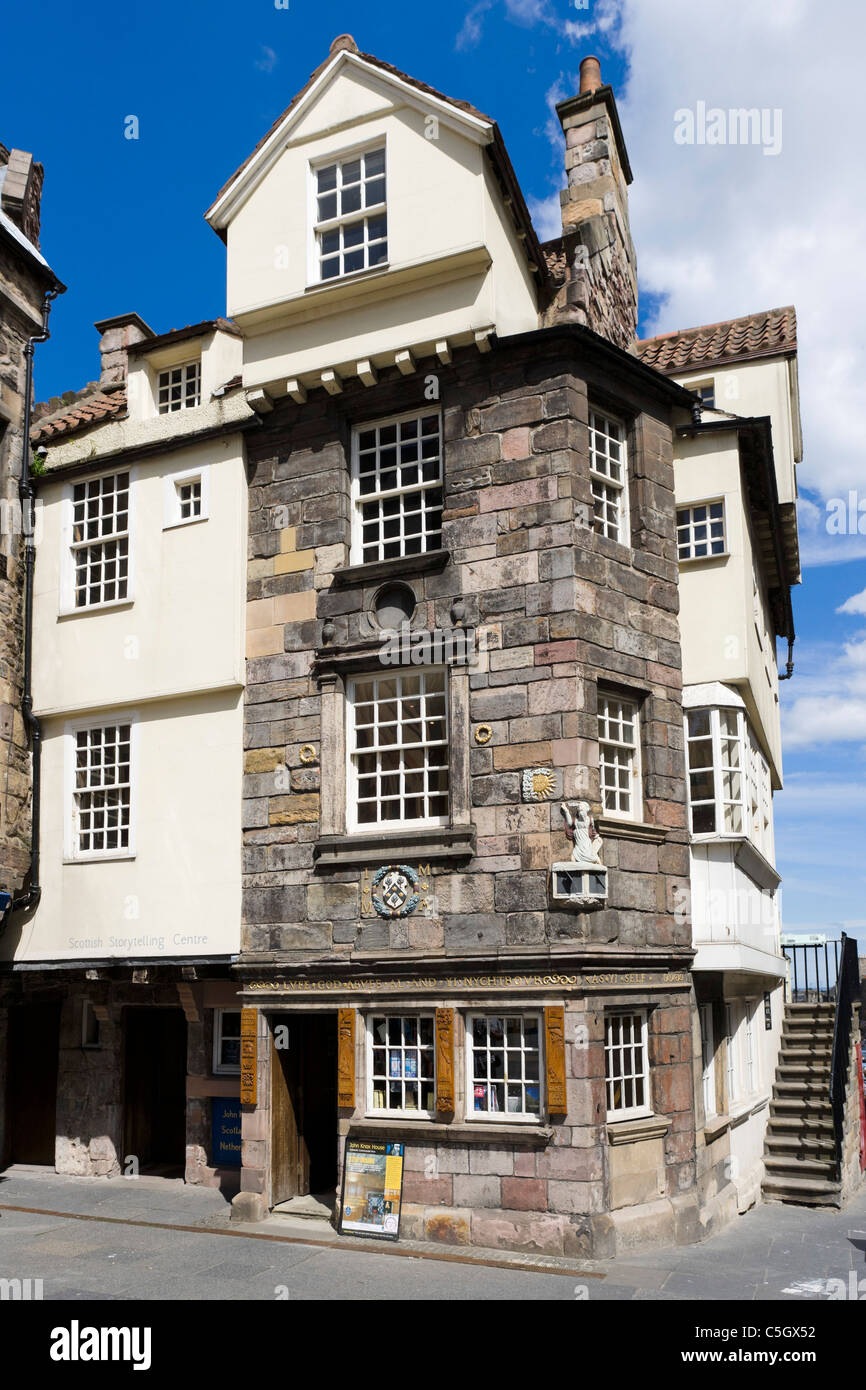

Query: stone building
left=0, top=38, right=809, bottom=1256
left=0, top=145, right=62, bottom=901
left=208, top=38, right=713, bottom=1257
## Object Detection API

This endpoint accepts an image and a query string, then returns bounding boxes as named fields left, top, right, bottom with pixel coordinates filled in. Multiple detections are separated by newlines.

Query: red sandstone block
left=501, top=1177, right=548, bottom=1211
left=513, top=1150, right=537, bottom=1178
left=402, top=1174, right=453, bottom=1205
left=501, top=426, right=531, bottom=460
left=653, top=1063, right=694, bottom=1114
left=478, top=476, right=557, bottom=513
left=534, top=640, right=579, bottom=665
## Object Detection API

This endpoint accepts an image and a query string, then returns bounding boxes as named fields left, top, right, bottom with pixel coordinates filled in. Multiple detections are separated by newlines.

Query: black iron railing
left=830, top=933, right=860, bottom=1166
left=782, top=938, right=842, bottom=1002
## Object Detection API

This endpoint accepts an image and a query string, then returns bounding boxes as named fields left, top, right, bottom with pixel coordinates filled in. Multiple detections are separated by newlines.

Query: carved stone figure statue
left=560, top=801, right=604, bottom=866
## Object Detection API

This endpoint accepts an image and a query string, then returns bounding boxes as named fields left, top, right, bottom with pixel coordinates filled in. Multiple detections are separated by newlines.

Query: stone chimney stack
left=0, top=147, right=45, bottom=249
left=544, top=56, right=638, bottom=350
left=93, top=313, right=154, bottom=384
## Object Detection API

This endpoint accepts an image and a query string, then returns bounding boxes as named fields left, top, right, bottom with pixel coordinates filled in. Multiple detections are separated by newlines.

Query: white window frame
left=346, top=666, right=450, bottom=832
left=699, top=1003, right=716, bottom=1119
left=605, top=1009, right=652, bottom=1122
left=213, top=1008, right=242, bottom=1075
left=365, top=1013, right=436, bottom=1118
left=676, top=499, right=726, bottom=562
left=163, top=464, right=210, bottom=529
left=349, top=407, right=443, bottom=566
left=598, top=690, right=642, bottom=821
left=308, top=141, right=388, bottom=286
left=156, top=358, right=201, bottom=414
left=589, top=409, right=629, bottom=545
left=725, top=1003, right=739, bottom=1107
left=64, top=713, right=139, bottom=862
left=465, top=1011, right=544, bottom=1124
left=60, top=466, right=136, bottom=615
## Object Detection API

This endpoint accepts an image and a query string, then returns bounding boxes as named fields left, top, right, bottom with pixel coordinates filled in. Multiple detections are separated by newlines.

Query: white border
left=464, top=1010, right=544, bottom=1125
left=364, top=1010, right=436, bottom=1119
left=604, top=1007, right=652, bottom=1122
left=213, top=1006, right=242, bottom=1075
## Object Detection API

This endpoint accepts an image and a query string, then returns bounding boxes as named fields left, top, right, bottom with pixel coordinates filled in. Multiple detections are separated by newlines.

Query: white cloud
left=838, top=588, right=866, bottom=616
left=458, top=0, right=618, bottom=50
left=602, top=0, right=866, bottom=507
left=456, top=0, right=494, bottom=51
left=255, top=46, right=277, bottom=74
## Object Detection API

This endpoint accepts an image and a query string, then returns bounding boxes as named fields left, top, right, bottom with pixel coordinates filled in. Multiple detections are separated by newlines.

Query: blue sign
left=212, top=1097, right=242, bottom=1167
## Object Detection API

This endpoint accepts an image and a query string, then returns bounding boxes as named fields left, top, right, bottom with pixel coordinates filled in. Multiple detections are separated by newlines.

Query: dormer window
left=157, top=360, right=201, bottom=414
left=314, top=147, right=387, bottom=281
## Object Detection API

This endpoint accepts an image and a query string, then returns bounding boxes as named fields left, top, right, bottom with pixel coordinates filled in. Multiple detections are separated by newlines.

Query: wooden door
left=270, top=1019, right=300, bottom=1205
left=123, top=1008, right=187, bottom=1170
left=270, top=1014, right=337, bottom=1202
left=7, top=1002, right=60, bottom=1164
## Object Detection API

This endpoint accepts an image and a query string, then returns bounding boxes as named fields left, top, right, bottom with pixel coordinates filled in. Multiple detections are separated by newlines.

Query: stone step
left=764, top=1129, right=836, bottom=1155
left=761, top=1172, right=841, bottom=1207
left=766, top=1116, right=835, bottom=1141
left=782, top=1021, right=835, bottom=1036
left=778, top=1042, right=832, bottom=1059
left=783, top=1006, right=839, bottom=1017
left=773, top=1079, right=831, bottom=1101
left=767, top=1095, right=839, bottom=1117
left=777, top=1062, right=832, bottom=1080
left=764, top=1152, right=837, bottom=1179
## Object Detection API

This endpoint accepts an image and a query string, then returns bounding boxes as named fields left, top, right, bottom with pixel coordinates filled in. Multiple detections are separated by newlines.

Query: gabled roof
left=205, top=35, right=548, bottom=286
left=635, top=306, right=797, bottom=374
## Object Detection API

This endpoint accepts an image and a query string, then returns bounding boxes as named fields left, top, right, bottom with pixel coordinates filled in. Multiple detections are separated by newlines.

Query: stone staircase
left=762, top=1001, right=841, bottom=1207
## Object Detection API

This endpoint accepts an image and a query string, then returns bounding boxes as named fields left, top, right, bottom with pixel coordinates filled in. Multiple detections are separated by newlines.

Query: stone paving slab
left=1, top=1168, right=864, bottom=1300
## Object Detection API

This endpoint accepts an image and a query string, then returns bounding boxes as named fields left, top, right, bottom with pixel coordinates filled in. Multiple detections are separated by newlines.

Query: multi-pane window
left=743, top=1002, right=756, bottom=1094
left=589, top=409, right=629, bottom=543
left=213, top=1009, right=241, bottom=1074
left=73, top=722, right=132, bottom=857
left=685, top=707, right=772, bottom=849
left=696, top=382, right=715, bottom=410
left=677, top=501, right=725, bottom=561
left=349, top=669, right=449, bottom=828
left=699, top=1003, right=716, bottom=1118
left=598, top=692, right=641, bottom=819
left=71, top=471, right=130, bottom=609
left=468, top=1014, right=541, bottom=1119
left=605, top=1010, right=650, bottom=1119
left=368, top=1015, right=435, bottom=1115
left=351, top=411, right=443, bottom=563
left=157, top=360, right=200, bottom=413
left=315, top=147, right=387, bottom=280
left=177, top=477, right=202, bottom=520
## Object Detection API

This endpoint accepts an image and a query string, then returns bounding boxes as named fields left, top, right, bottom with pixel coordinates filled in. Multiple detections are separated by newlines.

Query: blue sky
left=5, top=0, right=864, bottom=950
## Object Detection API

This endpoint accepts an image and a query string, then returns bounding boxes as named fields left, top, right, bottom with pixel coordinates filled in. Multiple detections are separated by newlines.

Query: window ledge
left=314, top=825, right=475, bottom=870
left=332, top=550, right=449, bottom=589
left=348, top=1117, right=553, bottom=1146
left=596, top=818, right=667, bottom=844
left=606, top=1113, right=671, bottom=1145
left=702, top=1114, right=731, bottom=1143
left=58, top=599, right=134, bottom=621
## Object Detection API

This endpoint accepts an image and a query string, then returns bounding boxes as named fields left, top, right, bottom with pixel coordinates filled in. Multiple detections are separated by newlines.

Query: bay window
left=685, top=706, right=772, bottom=850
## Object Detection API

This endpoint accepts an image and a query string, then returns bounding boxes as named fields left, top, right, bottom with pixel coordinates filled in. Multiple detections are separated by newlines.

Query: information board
left=339, top=1138, right=404, bottom=1240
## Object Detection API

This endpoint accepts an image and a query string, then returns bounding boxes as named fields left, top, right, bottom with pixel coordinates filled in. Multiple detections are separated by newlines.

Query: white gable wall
left=218, top=61, right=539, bottom=392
